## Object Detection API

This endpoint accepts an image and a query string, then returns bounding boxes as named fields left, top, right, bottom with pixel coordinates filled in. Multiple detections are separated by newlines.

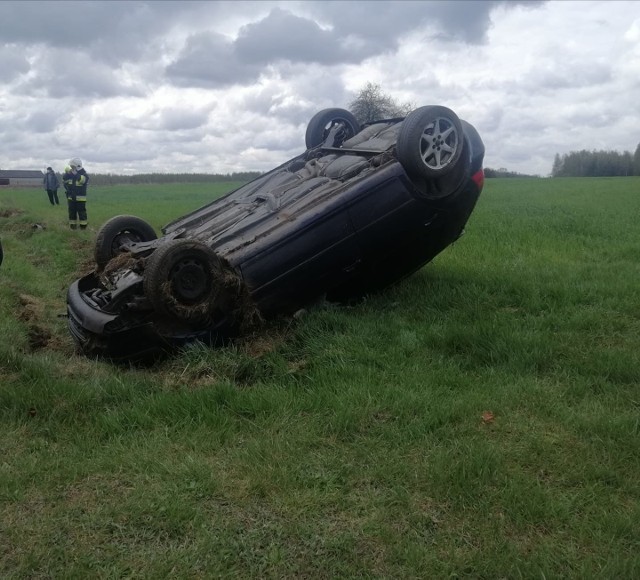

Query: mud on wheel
left=144, top=239, right=227, bottom=324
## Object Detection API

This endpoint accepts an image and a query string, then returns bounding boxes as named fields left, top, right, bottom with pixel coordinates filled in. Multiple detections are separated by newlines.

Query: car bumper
left=67, top=275, right=235, bottom=363
left=67, top=276, right=172, bottom=362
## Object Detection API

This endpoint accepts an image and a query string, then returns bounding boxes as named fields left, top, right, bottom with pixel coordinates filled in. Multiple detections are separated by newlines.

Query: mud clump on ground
left=0, top=208, right=23, bottom=218
left=27, top=325, right=52, bottom=350
left=17, top=294, right=52, bottom=351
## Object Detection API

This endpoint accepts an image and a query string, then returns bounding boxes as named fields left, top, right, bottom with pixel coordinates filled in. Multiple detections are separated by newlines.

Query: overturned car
left=67, top=105, right=485, bottom=362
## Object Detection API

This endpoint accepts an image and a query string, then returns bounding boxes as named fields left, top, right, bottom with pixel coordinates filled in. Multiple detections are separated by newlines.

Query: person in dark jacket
left=64, top=158, right=89, bottom=230
left=43, top=167, right=60, bottom=205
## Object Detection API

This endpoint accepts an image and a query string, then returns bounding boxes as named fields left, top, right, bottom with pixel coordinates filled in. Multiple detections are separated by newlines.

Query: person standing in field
left=63, top=158, right=89, bottom=230
left=43, top=166, right=60, bottom=206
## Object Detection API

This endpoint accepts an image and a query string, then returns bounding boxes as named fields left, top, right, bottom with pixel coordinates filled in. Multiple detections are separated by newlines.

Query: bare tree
left=348, top=83, right=414, bottom=124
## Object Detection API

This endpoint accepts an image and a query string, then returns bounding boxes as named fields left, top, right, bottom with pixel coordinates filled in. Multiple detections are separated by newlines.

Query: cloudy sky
left=0, top=0, right=639, bottom=176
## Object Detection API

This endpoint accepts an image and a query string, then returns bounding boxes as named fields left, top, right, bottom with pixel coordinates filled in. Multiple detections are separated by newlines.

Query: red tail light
left=472, top=169, right=484, bottom=191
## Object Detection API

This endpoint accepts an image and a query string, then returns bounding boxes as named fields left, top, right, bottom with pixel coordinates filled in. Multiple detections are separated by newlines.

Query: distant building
left=0, top=169, right=44, bottom=187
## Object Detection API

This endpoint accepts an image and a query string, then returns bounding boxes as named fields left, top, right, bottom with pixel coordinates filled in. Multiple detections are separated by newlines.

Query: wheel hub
left=421, top=117, right=458, bottom=170
left=171, top=259, right=209, bottom=303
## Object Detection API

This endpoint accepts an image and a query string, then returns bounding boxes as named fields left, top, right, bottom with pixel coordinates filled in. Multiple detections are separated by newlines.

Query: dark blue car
left=67, top=105, right=485, bottom=362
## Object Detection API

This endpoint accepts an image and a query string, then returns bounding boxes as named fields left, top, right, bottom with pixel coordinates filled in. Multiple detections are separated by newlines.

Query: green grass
left=1, top=178, right=639, bottom=578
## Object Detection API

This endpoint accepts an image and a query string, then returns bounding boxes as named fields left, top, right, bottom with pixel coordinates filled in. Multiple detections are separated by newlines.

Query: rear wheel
left=144, top=239, right=224, bottom=324
left=397, top=106, right=464, bottom=178
left=95, top=215, right=157, bottom=270
left=305, top=108, right=360, bottom=149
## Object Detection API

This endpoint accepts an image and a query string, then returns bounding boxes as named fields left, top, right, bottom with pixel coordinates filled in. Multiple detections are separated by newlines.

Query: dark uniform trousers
left=67, top=196, right=87, bottom=229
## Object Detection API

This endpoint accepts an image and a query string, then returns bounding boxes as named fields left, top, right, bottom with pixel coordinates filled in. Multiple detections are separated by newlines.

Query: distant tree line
left=484, top=168, right=539, bottom=179
left=85, top=172, right=262, bottom=186
left=551, top=144, right=640, bottom=177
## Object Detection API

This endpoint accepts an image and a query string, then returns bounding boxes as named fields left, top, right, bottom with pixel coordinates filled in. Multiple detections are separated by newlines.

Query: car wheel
left=305, top=108, right=360, bottom=149
left=396, top=106, right=464, bottom=178
left=144, top=239, right=223, bottom=324
left=95, top=215, right=157, bottom=270
left=0, top=238, right=3, bottom=267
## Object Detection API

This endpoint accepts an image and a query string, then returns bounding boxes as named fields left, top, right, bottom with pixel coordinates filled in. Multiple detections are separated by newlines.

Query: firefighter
left=64, top=158, right=89, bottom=230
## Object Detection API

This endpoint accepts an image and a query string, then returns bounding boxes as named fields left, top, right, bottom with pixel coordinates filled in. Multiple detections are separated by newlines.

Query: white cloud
left=0, top=0, right=639, bottom=177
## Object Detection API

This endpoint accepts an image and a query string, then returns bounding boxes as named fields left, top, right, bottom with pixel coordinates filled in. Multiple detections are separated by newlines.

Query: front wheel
left=95, top=215, right=157, bottom=270
left=143, top=239, right=224, bottom=325
left=396, top=106, right=464, bottom=179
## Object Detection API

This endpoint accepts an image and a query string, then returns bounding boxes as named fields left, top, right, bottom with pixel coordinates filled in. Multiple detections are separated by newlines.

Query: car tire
left=0, top=238, right=3, bottom=267
left=144, top=239, right=223, bottom=324
left=305, top=108, right=360, bottom=149
left=396, top=106, right=464, bottom=178
left=95, top=215, right=157, bottom=270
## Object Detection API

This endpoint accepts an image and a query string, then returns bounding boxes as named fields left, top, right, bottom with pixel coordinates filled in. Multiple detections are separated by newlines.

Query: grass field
left=1, top=177, right=639, bottom=578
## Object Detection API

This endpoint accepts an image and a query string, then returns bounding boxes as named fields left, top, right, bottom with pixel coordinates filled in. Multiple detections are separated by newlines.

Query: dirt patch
left=67, top=236, right=97, bottom=278
left=17, top=294, right=52, bottom=351
left=0, top=207, right=23, bottom=218
left=18, top=294, right=44, bottom=322
left=237, top=325, right=288, bottom=358
left=27, top=325, right=52, bottom=350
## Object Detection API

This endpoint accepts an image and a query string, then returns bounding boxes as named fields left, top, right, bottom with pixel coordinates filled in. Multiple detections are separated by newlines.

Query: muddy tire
left=305, top=108, right=360, bottom=149
left=144, top=239, right=224, bottom=324
left=95, top=215, right=157, bottom=270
